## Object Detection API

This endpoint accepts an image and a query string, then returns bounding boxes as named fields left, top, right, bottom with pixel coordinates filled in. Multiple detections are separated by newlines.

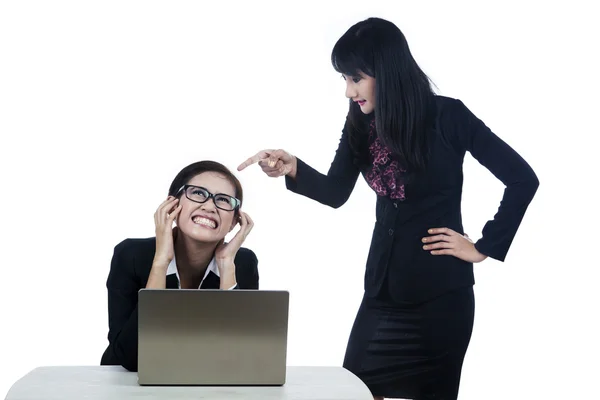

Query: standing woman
left=238, top=17, right=539, bottom=400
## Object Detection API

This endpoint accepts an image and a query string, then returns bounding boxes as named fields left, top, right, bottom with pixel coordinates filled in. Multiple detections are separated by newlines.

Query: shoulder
left=112, top=237, right=156, bottom=260
left=234, top=247, right=258, bottom=267
left=433, top=95, right=471, bottom=122
left=433, top=95, right=487, bottom=131
left=234, top=247, right=259, bottom=289
left=107, top=237, right=157, bottom=285
left=432, top=95, right=484, bottom=147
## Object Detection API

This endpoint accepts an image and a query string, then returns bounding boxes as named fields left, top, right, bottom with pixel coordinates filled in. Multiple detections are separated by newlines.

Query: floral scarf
left=364, top=119, right=407, bottom=201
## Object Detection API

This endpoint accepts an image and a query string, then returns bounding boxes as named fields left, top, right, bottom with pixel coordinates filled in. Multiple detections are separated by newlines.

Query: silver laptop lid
left=138, top=289, right=289, bottom=386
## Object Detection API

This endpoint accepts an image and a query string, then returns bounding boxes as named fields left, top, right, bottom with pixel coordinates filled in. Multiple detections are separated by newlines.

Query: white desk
left=5, top=366, right=373, bottom=400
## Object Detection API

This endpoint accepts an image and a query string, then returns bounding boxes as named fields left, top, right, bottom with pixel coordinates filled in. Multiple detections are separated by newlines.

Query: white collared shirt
left=166, top=255, right=237, bottom=290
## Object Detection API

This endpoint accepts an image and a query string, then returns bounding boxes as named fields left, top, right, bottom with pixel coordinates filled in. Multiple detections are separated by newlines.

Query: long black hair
left=331, top=17, right=436, bottom=172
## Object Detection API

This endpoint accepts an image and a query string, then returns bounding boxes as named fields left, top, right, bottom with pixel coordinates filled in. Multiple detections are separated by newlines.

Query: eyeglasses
left=176, top=185, right=241, bottom=211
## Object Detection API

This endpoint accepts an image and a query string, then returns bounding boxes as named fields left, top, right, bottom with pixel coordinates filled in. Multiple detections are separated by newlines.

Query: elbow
left=101, top=343, right=138, bottom=372
left=513, top=169, right=539, bottom=202
left=323, top=178, right=355, bottom=209
left=528, top=167, right=540, bottom=189
left=116, top=348, right=138, bottom=372
left=329, top=201, right=346, bottom=209
left=526, top=173, right=540, bottom=200
left=327, top=192, right=352, bottom=209
left=122, top=360, right=138, bottom=372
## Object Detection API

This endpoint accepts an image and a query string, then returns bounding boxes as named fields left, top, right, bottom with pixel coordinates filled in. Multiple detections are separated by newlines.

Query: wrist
left=151, top=257, right=171, bottom=271
left=473, top=243, right=488, bottom=263
left=218, top=263, right=236, bottom=289
left=216, top=258, right=235, bottom=271
left=288, top=156, right=298, bottom=179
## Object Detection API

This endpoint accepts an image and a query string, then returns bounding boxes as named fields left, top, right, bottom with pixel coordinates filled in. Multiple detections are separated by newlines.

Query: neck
left=174, top=231, right=217, bottom=281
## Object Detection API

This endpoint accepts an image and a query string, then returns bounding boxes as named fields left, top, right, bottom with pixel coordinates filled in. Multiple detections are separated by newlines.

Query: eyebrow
left=189, top=185, right=236, bottom=197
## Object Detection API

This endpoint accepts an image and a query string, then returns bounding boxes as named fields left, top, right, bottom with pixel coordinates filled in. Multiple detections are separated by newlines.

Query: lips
left=357, top=100, right=366, bottom=106
left=191, top=214, right=218, bottom=229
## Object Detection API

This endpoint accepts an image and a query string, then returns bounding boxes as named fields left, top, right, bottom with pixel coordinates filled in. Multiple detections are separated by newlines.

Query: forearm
left=145, top=261, right=169, bottom=289
left=285, top=157, right=358, bottom=209
left=218, top=261, right=237, bottom=289
left=108, top=306, right=139, bottom=371
left=475, top=178, right=539, bottom=261
left=105, top=286, right=140, bottom=371
left=455, top=99, right=540, bottom=261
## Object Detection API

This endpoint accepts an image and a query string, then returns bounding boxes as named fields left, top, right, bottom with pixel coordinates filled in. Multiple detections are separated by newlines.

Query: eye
left=352, top=76, right=361, bottom=83
left=191, top=188, right=209, bottom=197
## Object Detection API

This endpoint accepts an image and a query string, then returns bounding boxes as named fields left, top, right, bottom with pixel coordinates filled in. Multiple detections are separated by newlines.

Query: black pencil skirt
left=342, top=285, right=475, bottom=399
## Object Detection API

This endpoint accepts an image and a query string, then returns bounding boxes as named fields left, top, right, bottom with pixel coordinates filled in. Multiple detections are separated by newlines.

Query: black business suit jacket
left=100, top=237, right=259, bottom=371
left=286, top=96, right=539, bottom=304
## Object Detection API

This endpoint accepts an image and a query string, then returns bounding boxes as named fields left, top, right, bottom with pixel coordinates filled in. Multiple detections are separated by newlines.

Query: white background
left=1, top=1, right=598, bottom=399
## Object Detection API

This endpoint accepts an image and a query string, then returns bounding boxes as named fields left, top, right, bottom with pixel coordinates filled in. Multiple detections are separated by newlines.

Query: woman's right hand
left=152, top=196, right=182, bottom=268
left=237, top=149, right=297, bottom=179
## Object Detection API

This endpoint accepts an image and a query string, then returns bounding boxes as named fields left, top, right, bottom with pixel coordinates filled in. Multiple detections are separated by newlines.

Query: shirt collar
left=166, top=253, right=219, bottom=289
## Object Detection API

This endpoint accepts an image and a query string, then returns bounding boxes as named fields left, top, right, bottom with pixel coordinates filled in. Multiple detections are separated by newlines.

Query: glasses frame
left=176, top=184, right=241, bottom=212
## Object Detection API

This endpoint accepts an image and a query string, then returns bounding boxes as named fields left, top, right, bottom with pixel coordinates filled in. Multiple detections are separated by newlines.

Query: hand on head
left=153, top=196, right=181, bottom=267
left=215, top=211, right=254, bottom=264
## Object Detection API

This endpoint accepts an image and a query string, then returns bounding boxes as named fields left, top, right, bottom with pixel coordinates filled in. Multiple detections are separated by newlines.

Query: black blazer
left=100, top=237, right=259, bottom=371
left=286, top=96, right=539, bottom=304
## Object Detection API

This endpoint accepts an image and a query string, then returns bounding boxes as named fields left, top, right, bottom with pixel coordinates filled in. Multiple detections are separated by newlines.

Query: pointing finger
left=237, top=149, right=273, bottom=171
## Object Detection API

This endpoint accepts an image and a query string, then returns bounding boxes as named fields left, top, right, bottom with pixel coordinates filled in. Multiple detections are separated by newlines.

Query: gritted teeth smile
left=192, top=216, right=217, bottom=229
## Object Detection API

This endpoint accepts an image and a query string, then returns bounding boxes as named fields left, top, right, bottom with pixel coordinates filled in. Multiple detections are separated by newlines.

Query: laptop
left=137, top=289, right=289, bottom=386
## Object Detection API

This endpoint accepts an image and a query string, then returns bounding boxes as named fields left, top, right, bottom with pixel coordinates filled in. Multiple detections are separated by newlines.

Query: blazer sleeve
left=452, top=99, right=539, bottom=261
left=285, top=127, right=361, bottom=209
left=101, top=240, right=141, bottom=371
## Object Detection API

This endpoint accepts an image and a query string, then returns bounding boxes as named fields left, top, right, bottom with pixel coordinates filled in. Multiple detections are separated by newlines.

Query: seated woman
left=100, top=161, right=258, bottom=371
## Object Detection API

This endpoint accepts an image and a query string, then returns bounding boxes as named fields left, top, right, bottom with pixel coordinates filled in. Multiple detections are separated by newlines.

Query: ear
left=229, top=213, right=239, bottom=232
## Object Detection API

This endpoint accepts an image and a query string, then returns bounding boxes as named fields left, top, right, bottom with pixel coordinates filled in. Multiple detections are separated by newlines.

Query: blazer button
left=388, top=229, right=394, bottom=236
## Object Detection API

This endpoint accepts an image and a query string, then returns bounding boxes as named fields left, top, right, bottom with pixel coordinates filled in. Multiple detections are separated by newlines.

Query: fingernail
left=422, top=238, right=427, bottom=242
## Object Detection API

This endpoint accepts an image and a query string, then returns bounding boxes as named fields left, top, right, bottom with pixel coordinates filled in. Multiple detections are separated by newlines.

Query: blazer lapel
left=201, top=270, right=220, bottom=289
left=166, top=274, right=179, bottom=289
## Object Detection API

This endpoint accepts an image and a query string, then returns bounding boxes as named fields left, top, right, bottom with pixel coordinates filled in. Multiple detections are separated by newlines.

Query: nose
left=200, top=198, right=217, bottom=212
left=345, top=81, right=357, bottom=99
